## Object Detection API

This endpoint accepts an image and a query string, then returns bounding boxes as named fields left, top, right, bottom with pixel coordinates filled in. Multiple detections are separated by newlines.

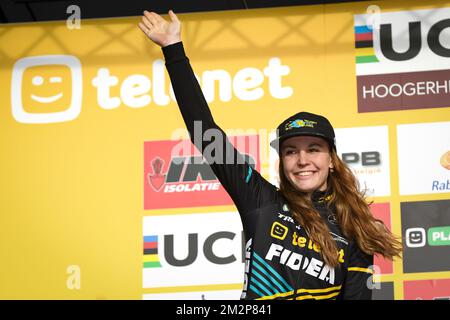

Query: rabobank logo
left=441, top=151, right=450, bottom=170
left=354, top=7, right=450, bottom=112
left=142, top=212, right=245, bottom=288
left=11, top=55, right=82, bottom=124
left=144, top=136, right=259, bottom=210
left=397, top=122, right=450, bottom=195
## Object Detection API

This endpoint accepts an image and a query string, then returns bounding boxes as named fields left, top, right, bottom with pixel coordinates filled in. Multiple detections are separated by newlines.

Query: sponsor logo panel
left=397, top=122, right=450, bottom=195
left=335, top=126, right=390, bottom=197
left=401, top=199, right=450, bottom=273
left=144, top=135, right=259, bottom=209
left=354, top=8, right=450, bottom=112
left=142, top=211, right=245, bottom=288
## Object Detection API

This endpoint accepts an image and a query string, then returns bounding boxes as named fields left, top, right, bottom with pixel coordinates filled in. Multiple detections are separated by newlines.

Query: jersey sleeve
left=342, top=241, right=374, bottom=300
left=161, top=42, right=277, bottom=218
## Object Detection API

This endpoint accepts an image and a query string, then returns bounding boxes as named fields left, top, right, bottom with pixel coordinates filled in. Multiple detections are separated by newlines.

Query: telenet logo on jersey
left=142, top=212, right=245, bottom=288
left=144, top=136, right=259, bottom=210
left=354, top=7, right=450, bottom=113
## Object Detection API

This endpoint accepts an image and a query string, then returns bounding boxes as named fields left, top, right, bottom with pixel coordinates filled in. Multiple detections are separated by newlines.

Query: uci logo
left=378, top=16, right=450, bottom=61
left=363, top=8, right=450, bottom=67
left=158, top=231, right=245, bottom=266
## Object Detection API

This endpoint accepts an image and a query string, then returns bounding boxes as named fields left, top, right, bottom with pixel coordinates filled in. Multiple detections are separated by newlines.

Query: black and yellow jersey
left=162, top=41, right=374, bottom=300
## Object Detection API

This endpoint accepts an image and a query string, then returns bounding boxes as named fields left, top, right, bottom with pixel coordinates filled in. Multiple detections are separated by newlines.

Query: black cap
left=270, top=111, right=336, bottom=153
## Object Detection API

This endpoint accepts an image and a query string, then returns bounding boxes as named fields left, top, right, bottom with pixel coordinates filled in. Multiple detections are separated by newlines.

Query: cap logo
left=285, top=119, right=317, bottom=131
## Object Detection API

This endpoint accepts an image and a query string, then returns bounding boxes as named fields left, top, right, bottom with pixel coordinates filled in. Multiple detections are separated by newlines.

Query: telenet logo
left=11, top=55, right=293, bottom=124
left=405, top=226, right=450, bottom=248
left=11, top=55, right=82, bottom=124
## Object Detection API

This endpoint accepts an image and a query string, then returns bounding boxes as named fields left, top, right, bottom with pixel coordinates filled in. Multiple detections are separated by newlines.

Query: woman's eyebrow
left=281, top=144, right=296, bottom=150
left=308, top=142, right=326, bottom=148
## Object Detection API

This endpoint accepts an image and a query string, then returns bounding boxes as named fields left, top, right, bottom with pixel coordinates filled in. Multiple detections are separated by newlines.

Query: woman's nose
left=296, top=150, right=309, bottom=166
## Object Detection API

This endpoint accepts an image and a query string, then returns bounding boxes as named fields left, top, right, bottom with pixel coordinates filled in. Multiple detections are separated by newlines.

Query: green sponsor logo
left=427, top=226, right=450, bottom=246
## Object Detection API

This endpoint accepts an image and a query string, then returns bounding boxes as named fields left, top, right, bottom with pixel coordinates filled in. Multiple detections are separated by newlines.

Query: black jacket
left=162, top=42, right=374, bottom=300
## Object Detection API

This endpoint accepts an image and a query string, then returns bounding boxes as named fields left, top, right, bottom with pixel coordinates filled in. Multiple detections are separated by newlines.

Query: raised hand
left=138, top=10, right=181, bottom=47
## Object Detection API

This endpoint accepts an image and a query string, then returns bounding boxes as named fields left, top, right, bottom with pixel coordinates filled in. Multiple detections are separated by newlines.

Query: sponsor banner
left=404, top=279, right=450, bottom=300
left=370, top=203, right=393, bottom=275
left=354, top=8, right=450, bottom=112
left=269, top=126, right=390, bottom=197
left=142, top=211, right=245, bottom=288
left=397, top=121, right=450, bottom=195
left=335, top=126, right=390, bottom=197
left=401, top=199, right=450, bottom=273
left=144, top=136, right=259, bottom=209
left=143, top=289, right=242, bottom=300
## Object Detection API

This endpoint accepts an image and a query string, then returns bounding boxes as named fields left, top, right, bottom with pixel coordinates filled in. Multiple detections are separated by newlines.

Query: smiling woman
left=138, top=9, right=403, bottom=300
left=280, top=136, right=333, bottom=194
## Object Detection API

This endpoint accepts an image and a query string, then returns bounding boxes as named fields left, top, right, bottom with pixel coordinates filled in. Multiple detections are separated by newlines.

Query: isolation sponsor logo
left=143, top=212, right=244, bottom=288
left=354, top=8, right=450, bottom=112
left=401, top=199, right=450, bottom=273
left=144, top=136, right=259, bottom=209
left=397, top=122, right=450, bottom=195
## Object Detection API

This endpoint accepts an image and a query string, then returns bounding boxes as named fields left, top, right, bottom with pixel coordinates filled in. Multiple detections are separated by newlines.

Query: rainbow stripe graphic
left=354, top=25, right=379, bottom=64
left=143, top=235, right=162, bottom=268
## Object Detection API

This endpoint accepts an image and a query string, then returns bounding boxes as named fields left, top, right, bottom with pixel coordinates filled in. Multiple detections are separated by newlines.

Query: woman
left=138, top=10, right=402, bottom=300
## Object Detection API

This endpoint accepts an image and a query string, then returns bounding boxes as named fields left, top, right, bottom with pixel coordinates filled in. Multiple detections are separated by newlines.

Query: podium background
left=0, top=0, right=449, bottom=299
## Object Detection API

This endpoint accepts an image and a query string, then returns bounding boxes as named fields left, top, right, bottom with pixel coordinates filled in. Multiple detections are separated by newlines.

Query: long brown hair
left=279, top=147, right=402, bottom=267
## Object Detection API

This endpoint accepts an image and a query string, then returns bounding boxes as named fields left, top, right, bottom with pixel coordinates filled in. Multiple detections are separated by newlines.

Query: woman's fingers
left=143, top=11, right=156, bottom=28
left=138, top=22, right=149, bottom=35
left=150, top=11, right=165, bottom=24
left=168, top=10, right=179, bottom=23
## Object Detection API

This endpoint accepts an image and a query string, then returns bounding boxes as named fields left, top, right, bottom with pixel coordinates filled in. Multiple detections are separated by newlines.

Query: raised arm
left=138, top=11, right=278, bottom=219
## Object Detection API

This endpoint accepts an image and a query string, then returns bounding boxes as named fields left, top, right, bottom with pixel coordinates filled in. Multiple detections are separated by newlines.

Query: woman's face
left=280, top=135, right=333, bottom=194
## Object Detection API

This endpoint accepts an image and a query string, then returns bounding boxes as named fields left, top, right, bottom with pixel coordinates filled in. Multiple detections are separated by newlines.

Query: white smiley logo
left=30, top=75, right=64, bottom=104
left=11, top=55, right=82, bottom=124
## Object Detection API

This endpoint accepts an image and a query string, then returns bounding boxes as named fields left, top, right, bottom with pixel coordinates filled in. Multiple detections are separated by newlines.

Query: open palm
left=139, top=10, right=181, bottom=47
